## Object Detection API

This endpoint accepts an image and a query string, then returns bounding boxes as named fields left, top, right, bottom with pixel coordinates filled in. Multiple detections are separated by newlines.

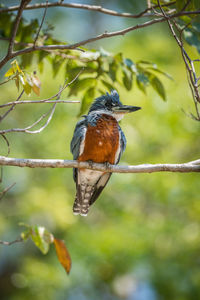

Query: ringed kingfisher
left=70, top=90, right=141, bottom=216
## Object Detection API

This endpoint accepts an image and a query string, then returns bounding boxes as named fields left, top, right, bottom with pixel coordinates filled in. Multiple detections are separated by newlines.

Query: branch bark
left=0, top=1, right=176, bottom=18
left=0, top=156, right=199, bottom=173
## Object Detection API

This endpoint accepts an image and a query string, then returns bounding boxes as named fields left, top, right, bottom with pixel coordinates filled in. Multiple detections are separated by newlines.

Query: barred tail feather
left=73, top=184, right=94, bottom=216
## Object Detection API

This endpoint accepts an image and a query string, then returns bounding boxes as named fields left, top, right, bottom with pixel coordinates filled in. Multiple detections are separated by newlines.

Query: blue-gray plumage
left=70, top=90, right=141, bottom=216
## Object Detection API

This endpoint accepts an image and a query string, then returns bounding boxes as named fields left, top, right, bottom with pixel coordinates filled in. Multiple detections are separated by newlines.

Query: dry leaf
left=54, top=238, right=71, bottom=274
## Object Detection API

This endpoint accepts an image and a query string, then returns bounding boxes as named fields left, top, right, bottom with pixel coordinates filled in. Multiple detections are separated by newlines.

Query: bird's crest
left=88, top=90, right=122, bottom=113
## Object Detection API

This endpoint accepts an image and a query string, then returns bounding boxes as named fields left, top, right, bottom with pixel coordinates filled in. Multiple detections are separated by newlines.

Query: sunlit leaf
left=23, top=81, right=32, bottom=95
left=31, top=74, right=41, bottom=96
left=4, top=67, right=15, bottom=77
left=147, top=67, right=173, bottom=80
left=30, top=226, right=53, bottom=255
left=11, top=59, right=21, bottom=73
left=99, top=47, right=111, bottom=57
left=54, top=238, right=72, bottom=274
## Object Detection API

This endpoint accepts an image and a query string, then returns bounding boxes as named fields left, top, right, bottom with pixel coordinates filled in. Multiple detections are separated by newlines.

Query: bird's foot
left=104, top=162, right=112, bottom=171
left=87, top=160, right=94, bottom=169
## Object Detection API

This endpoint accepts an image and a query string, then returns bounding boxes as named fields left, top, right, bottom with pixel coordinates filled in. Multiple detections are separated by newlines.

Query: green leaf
left=69, top=77, right=96, bottom=96
left=15, top=75, right=20, bottom=91
left=99, top=47, right=111, bottom=57
left=101, top=79, right=115, bottom=91
left=78, top=87, right=95, bottom=116
left=23, top=81, right=32, bottom=95
left=114, top=52, right=123, bottom=63
left=147, top=67, right=173, bottom=80
left=124, top=58, right=137, bottom=73
left=136, top=73, right=149, bottom=94
left=52, top=56, right=65, bottom=78
left=122, top=66, right=133, bottom=91
left=184, top=27, right=200, bottom=54
left=108, top=61, right=118, bottom=81
left=149, top=74, right=166, bottom=101
left=30, top=226, right=53, bottom=255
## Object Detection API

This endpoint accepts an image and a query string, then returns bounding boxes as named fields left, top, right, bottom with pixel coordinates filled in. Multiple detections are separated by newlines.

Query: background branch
left=0, top=156, right=199, bottom=173
left=0, top=237, right=23, bottom=246
left=0, top=1, right=176, bottom=18
left=157, top=0, right=200, bottom=121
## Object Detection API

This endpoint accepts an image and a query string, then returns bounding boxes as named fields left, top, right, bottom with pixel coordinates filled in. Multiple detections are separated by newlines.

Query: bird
left=70, top=90, right=141, bottom=216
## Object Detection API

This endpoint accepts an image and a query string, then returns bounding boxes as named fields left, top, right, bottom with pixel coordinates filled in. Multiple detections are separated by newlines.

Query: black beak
left=112, top=105, right=141, bottom=113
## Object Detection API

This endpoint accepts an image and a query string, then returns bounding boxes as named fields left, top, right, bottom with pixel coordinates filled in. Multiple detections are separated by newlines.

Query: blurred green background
left=0, top=1, right=200, bottom=299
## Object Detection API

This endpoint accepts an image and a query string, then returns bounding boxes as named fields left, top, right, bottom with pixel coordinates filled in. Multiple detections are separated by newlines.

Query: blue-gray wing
left=70, top=119, right=87, bottom=181
left=116, top=125, right=126, bottom=164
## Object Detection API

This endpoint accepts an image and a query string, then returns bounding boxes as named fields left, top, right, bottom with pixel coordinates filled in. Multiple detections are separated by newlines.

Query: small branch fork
left=0, top=69, right=82, bottom=135
left=0, top=156, right=199, bottom=173
left=157, top=0, right=200, bottom=121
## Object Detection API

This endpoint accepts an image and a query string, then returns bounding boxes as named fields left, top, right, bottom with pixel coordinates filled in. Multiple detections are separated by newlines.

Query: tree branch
left=0, top=1, right=176, bottom=18
left=0, top=156, right=199, bottom=173
left=157, top=0, right=200, bottom=121
left=0, top=237, right=23, bottom=246
left=0, top=182, right=16, bottom=201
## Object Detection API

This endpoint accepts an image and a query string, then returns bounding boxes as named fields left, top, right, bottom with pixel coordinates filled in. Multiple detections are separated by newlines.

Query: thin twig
left=157, top=0, right=200, bottom=121
left=0, top=237, right=23, bottom=246
left=0, top=167, right=2, bottom=183
left=0, top=1, right=176, bottom=18
left=0, top=99, right=80, bottom=109
left=0, top=90, right=24, bottom=122
left=0, top=156, right=199, bottom=173
left=0, top=134, right=10, bottom=156
left=33, top=0, right=48, bottom=46
left=0, top=182, right=16, bottom=201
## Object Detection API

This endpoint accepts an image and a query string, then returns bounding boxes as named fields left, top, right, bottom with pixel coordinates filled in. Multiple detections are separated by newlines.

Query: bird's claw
left=104, top=162, right=111, bottom=170
left=87, top=160, right=94, bottom=168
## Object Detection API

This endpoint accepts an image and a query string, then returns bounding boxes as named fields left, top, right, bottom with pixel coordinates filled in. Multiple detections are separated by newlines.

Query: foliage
left=19, top=223, right=71, bottom=274
left=0, top=11, right=172, bottom=116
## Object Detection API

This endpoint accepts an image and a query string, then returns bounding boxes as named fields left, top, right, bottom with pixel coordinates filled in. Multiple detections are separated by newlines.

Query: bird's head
left=88, top=90, right=141, bottom=121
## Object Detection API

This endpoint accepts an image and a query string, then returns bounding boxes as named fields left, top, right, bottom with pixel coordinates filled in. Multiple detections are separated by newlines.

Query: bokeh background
left=0, top=1, right=200, bottom=299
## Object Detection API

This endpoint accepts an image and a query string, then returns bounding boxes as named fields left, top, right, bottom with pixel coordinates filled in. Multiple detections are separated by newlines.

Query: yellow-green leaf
left=23, top=81, right=32, bottom=95
left=15, top=75, right=20, bottom=91
left=11, top=59, right=22, bottom=73
left=5, top=67, right=15, bottom=77
left=30, top=226, right=52, bottom=254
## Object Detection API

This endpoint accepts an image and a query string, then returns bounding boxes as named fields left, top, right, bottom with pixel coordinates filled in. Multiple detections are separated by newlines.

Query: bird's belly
left=78, top=169, right=103, bottom=186
left=78, top=115, right=120, bottom=164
